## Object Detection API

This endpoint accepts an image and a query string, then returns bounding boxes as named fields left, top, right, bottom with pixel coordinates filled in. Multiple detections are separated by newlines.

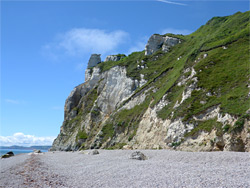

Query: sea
left=0, top=149, right=48, bottom=156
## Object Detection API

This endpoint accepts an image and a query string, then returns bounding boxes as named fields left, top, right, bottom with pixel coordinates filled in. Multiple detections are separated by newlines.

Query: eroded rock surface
left=145, top=34, right=180, bottom=55
left=104, top=55, right=126, bottom=62
left=87, top=54, right=101, bottom=68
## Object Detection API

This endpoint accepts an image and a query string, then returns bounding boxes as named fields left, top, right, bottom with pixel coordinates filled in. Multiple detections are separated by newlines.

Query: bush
left=77, top=130, right=88, bottom=140
left=232, top=118, right=245, bottom=132
left=101, top=123, right=114, bottom=141
left=223, top=124, right=231, bottom=132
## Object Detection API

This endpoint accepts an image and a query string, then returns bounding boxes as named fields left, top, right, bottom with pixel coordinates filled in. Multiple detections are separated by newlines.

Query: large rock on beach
left=88, top=149, right=99, bottom=155
left=130, top=151, right=147, bottom=160
left=33, top=150, right=42, bottom=153
left=1, top=151, right=14, bottom=159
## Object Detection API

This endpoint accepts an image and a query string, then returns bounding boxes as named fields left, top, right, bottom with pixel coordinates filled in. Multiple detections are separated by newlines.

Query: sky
left=0, top=0, right=249, bottom=146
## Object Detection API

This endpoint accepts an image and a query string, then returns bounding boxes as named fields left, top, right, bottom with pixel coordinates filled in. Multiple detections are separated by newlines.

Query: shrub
left=77, top=130, right=88, bottom=140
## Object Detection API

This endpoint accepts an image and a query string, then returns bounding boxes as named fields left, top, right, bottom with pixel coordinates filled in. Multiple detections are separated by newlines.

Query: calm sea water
left=0, top=149, right=48, bottom=156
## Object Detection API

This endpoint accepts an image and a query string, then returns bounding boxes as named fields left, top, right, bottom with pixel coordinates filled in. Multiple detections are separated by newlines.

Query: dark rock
left=130, top=151, right=147, bottom=160
left=88, top=149, right=99, bottom=155
left=6, top=151, right=14, bottom=156
left=215, top=137, right=225, bottom=151
left=145, top=34, right=180, bottom=55
left=145, top=34, right=165, bottom=55
left=230, top=137, right=245, bottom=152
left=1, top=151, right=14, bottom=158
left=1, top=154, right=11, bottom=158
left=33, top=150, right=42, bottom=153
left=87, top=54, right=101, bottom=68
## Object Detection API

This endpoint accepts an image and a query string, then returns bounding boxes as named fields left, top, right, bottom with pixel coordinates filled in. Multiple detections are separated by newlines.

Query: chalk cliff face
left=51, top=65, right=146, bottom=151
left=51, top=11, right=250, bottom=152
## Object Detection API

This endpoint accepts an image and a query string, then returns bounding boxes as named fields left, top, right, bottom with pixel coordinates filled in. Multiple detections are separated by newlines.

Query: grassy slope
left=80, top=11, right=250, bottom=147
left=158, top=11, right=250, bottom=120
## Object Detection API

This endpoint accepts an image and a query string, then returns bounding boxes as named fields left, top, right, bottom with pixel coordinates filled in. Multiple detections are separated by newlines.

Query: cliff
left=51, top=11, right=250, bottom=152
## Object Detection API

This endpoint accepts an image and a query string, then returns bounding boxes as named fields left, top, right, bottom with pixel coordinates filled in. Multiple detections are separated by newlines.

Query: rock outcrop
left=145, top=34, right=180, bottom=55
left=104, top=54, right=126, bottom=62
left=1, top=151, right=14, bottom=158
left=87, top=54, right=101, bottom=68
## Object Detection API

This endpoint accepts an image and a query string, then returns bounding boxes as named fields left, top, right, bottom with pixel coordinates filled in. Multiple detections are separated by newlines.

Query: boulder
left=215, top=137, right=225, bottom=151
left=1, top=151, right=14, bottom=159
left=33, top=150, right=42, bottom=153
left=130, top=151, right=147, bottom=160
left=145, top=34, right=180, bottom=55
left=88, top=149, right=99, bottom=155
left=122, top=145, right=132, bottom=150
left=104, top=54, right=126, bottom=62
left=87, top=54, right=101, bottom=68
left=79, top=150, right=87, bottom=154
left=1, top=154, right=11, bottom=158
left=162, top=36, right=180, bottom=52
left=6, top=151, right=14, bottom=156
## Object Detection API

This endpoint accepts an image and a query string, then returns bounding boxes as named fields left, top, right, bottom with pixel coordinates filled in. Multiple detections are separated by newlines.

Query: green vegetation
left=77, top=130, right=88, bottom=140
left=231, top=114, right=249, bottom=133
left=163, top=33, right=186, bottom=40
left=63, top=86, right=99, bottom=146
left=232, top=120, right=244, bottom=132
left=128, top=129, right=137, bottom=141
left=198, top=11, right=249, bottom=51
left=97, top=51, right=144, bottom=80
left=82, top=87, right=98, bottom=115
left=114, top=98, right=150, bottom=141
left=185, top=119, right=223, bottom=137
left=223, top=124, right=231, bottom=132
left=157, top=85, right=184, bottom=119
left=171, top=141, right=181, bottom=147
left=116, top=54, right=126, bottom=58
left=107, top=143, right=127, bottom=150
left=101, top=123, right=115, bottom=142
left=157, top=11, right=250, bottom=121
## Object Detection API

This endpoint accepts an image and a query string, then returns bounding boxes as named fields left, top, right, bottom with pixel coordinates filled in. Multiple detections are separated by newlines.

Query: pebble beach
left=1, top=150, right=250, bottom=188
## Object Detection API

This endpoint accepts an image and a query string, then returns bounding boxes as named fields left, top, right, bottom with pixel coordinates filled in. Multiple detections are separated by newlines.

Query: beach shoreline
left=1, top=150, right=250, bottom=188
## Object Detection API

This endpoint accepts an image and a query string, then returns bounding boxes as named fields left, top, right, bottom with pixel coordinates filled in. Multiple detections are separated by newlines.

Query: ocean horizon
left=0, top=149, right=48, bottom=156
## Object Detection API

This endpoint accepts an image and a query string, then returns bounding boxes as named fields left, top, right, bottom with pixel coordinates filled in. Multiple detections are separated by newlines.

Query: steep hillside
left=51, top=11, right=250, bottom=152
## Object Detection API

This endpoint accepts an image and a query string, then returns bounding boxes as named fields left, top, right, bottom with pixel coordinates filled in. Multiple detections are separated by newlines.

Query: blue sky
left=1, top=0, right=249, bottom=146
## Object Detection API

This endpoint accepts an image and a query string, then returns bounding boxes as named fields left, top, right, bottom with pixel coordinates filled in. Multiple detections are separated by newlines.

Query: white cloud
left=156, top=0, right=187, bottom=6
left=0, top=133, right=56, bottom=146
left=43, top=28, right=129, bottom=59
left=5, top=99, right=20, bottom=104
left=161, top=28, right=193, bottom=35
